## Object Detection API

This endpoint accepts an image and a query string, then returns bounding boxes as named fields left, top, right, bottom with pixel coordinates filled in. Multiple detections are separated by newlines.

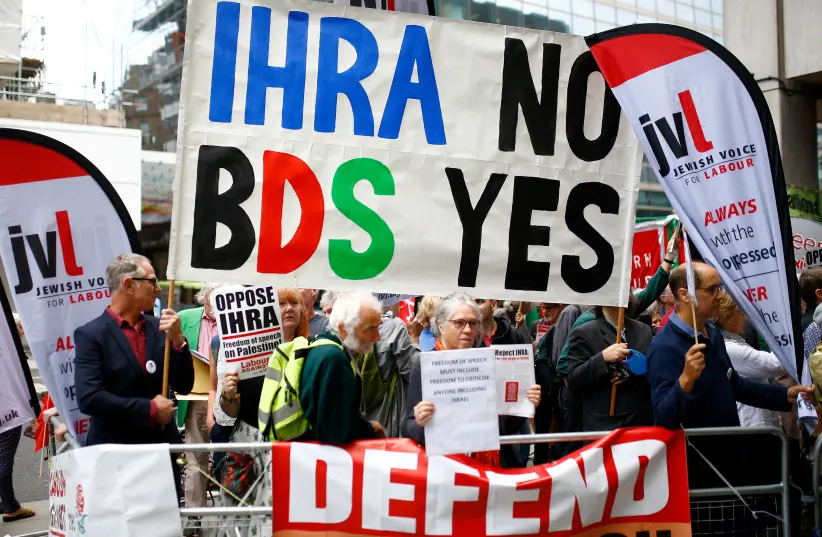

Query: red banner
left=631, top=228, right=664, bottom=289
left=272, top=427, right=691, bottom=537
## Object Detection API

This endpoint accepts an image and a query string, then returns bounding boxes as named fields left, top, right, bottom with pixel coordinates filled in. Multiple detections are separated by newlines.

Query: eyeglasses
left=132, top=277, right=158, bottom=287
left=697, top=283, right=725, bottom=296
left=449, top=319, right=481, bottom=331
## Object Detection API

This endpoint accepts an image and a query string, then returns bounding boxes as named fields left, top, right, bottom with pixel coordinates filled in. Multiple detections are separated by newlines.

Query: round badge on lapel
left=146, top=360, right=157, bottom=374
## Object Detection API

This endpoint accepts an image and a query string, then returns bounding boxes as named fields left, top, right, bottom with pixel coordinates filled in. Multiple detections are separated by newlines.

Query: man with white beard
left=294, top=291, right=386, bottom=443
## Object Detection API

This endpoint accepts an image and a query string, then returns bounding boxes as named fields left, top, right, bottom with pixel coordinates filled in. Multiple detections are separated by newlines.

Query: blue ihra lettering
left=208, top=2, right=446, bottom=145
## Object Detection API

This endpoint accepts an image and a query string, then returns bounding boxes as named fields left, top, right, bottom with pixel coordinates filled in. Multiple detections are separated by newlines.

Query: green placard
left=786, top=185, right=821, bottom=222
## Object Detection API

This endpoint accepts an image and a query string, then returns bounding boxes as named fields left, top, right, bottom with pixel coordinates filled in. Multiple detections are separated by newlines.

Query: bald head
left=669, top=262, right=711, bottom=302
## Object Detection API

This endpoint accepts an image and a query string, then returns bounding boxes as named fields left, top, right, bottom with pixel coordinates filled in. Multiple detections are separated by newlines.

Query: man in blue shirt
left=648, top=262, right=812, bottom=429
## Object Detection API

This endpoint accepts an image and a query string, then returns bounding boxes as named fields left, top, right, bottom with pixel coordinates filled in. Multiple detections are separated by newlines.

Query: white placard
left=419, top=348, right=499, bottom=457
left=492, top=344, right=536, bottom=418
left=168, top=0, right=643, bottom=306
left=212, top=284, right=283, bottom=379
left=49, top=444, right=181, bottom=537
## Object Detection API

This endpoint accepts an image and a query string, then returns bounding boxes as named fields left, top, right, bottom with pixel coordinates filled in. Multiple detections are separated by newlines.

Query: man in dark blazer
left=75, top=253, right=193, bottom=449
left=565, top=300, right=654, bottom=432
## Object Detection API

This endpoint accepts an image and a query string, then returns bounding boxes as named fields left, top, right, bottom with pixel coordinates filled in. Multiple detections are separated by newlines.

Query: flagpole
left=609, top=307, right=625, bottom=416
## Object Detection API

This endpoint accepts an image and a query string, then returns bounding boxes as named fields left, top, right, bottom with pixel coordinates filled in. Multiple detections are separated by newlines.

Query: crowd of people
left=6, top=238, right=822, bottom=534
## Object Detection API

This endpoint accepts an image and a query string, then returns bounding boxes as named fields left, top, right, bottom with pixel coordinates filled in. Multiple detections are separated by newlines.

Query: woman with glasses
left=214, top=287, right=309, bottom=537
left=401, top=292, right=541, bottom=467
left=712, top=294, right=787, bottom=428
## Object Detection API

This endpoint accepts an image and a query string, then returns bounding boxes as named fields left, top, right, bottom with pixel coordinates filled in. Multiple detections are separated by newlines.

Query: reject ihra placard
left=169, top=0, right=643, bottom=305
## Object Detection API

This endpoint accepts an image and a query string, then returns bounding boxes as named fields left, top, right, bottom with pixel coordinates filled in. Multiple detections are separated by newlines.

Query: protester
left=566, top=296, right=654, bottom=431
left=657, top=286, right=675, bottom=318
left=223, top=290, right=384, bottom=444
left=713, top=294, right=786, bottom=428
left=533, top=320, right=561, bottom=464
left=176, top=283, right=222, bottom=516
left=210, top=288, right=309, bottom=537
left=402, top=292, right=540, bottom=467
left=407, top=295, right=441, bottom=351
left=799, top=268, right=822, bottom=331
left=549, top=304, right=585, bottom=457
left=500, top=301, right=533, bottom=343
left=299, top=288, right=331, bottom=336
left=0, top=425, right=35, bottom=522
left=529, top=303, right=565, bottom=340
left=647, top=262, right=812, bottom=429
left=320, top=290, right=338, bottom=317
left=476, top=298, right=525, bottom=346
left=74, top=254, right=193, bottom=495
left=358, top=308, right=418, bottom=437
left=219, top=288, right=309, bottom=433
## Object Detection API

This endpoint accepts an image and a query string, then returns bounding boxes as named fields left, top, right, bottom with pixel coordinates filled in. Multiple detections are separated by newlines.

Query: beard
left=343, top=333, right=375, bottom=355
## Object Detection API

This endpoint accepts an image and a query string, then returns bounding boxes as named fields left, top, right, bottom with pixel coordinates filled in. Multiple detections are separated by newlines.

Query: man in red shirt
left=74, top=254, right=193, bottom=490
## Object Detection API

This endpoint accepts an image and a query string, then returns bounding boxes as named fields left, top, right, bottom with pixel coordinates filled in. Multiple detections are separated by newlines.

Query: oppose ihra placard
left=169, top=0, right=643, bottom=305
left=212, top=285, right=283, bottom=379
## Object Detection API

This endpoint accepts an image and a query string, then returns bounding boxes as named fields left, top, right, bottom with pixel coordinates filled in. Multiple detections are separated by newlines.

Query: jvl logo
left=9, top=210, right=84, bottom=295
left=639, top=89, right=714, bottom=177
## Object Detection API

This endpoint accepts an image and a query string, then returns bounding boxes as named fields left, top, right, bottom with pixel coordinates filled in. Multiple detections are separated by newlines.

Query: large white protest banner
left=0, top=291, right=36, bottom=434
left=419, top=348, right=498, bottom=457
left=588, top=27, right=803, bottom=379
left=212, top=284, right=283, bottom=379
left=168, top=0, right=643, bottom=306
left=0, top=130, right=139, bottom=444
left=50, top=444, right=181, bottom=537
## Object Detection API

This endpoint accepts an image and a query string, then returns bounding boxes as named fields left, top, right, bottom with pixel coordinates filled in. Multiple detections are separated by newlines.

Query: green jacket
left=176, top=307, right=205, bottom=427
left=355, top=312, right=417, bottom=438
left=556, top=266, right=671, bottom=376
left=298, top=333, right=375, bottom=444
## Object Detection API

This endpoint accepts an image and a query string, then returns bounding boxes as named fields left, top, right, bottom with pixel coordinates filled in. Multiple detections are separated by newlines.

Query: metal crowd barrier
left=37, top=425, right=791, bottom=536
left=812, top=434, right=822, bottom=533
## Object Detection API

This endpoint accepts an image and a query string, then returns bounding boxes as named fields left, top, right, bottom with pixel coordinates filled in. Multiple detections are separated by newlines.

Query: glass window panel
left=695, top=8, right=711, bottom=26
left=714, top=34, right=724, bottom=45
left=712, top=13, right=723, bottom=30
left=595, top=2, right=616, bottom=22
left=677, top=4, right=694, bottom=21
left=693, top=0, right=710, bottom=8
left=438, top=0, right=468, bottom=19
left=617, top=8, right=637, bottom=25
left=657, top=0, right=675, bottom=16
left=572, top=15, right=596, bottom=35
left=496, top=4, right=522, bottom=25
left=469, top=0, right=495, bottom=23
left=637, top=0, right=656, bottom=10
left=712, top=0, right=723, bottom=14
left=547, top=15, right=571, bottom=32
left=550, top=0, right=571, bottom=11
left=637, top=14, right=656, bottom=23
left=596, top=20, right=615, bottom=32
left=573, top=0, right=594, bottom=17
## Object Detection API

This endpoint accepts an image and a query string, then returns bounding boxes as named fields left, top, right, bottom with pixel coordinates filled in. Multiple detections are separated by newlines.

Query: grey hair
left=320, top=290, right=339, bottom=311
left=106, top=253, right=151, bottom=293
left=434, top=292, right=481, bottom=335
left=195, top=283, right=224, bottom=305
left=328, top=291, right=382, bottom=336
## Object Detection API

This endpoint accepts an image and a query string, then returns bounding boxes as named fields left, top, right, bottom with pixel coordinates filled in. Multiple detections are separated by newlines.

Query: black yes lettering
left=561, top=182, right=619, bottom=293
